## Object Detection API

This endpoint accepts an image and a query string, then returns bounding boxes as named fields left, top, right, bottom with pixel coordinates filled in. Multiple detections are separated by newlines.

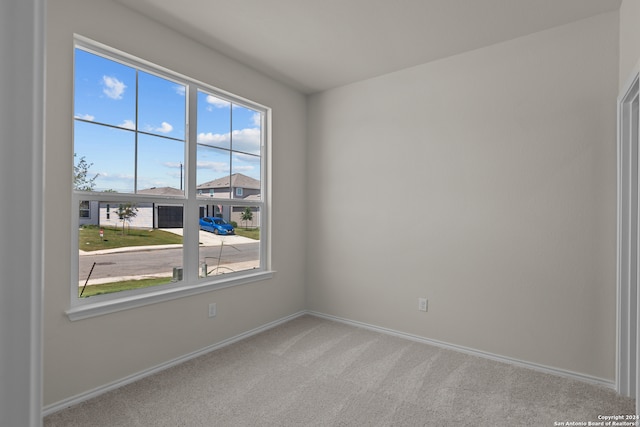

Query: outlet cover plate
left=208, top=303, right=217, bottom=318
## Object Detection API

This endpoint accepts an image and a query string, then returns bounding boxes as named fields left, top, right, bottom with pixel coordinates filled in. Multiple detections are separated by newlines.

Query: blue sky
left=74, top=48, right=261, bottom=193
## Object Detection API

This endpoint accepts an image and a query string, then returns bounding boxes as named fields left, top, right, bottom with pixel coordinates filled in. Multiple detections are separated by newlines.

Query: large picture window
left=70, top=37, right=269, bottom=319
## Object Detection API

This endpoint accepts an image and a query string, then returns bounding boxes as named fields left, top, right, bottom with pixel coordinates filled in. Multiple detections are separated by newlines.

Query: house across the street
left=78, top=174, right=261, bottom=229
left=197, top=173, right=261, bottom=228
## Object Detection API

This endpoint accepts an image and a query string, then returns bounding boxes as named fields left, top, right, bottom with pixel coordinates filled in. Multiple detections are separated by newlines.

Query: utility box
left=172, top=267, right=183, bottom=282
left=201, top=263, right=208, bottom=277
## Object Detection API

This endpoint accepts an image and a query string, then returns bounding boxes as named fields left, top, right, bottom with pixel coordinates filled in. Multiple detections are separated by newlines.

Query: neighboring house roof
left=197, top=173, right=260, bottom=190
left=138, top=186, right=184, bottom=196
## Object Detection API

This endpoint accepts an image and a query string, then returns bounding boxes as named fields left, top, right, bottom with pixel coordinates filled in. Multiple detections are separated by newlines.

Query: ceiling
left=115, top=0, right=622, bottom=94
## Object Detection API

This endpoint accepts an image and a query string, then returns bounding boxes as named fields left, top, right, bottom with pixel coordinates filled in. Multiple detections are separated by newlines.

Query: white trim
left=30, top=0, right=46, bottom=422
left=616, top=61, right=640, bottom=401
left=66, top=270, right=275, bottom=321
left=43, top=310, right=306, bottom=416
left=308, top=311, right=616, bottom=389
left=0, top=1, right=45, bottom=425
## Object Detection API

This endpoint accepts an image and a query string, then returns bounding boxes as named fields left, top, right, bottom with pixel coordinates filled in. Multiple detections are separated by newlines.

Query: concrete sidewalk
left=79, top=229, right=257, bottom=256
left=78, top=260, right=260, bottom=286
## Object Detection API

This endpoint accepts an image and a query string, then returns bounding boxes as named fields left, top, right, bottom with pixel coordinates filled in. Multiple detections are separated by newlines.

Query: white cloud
left=252, top=112, right=262, bottom=127
left=233, top=152, right=260, bottom=164
left=102, top=76, right=126, bottom=100
left=174, top=85, right=186, bottom=96
left=197, top=128, right=260, bottom=154
left=119, top=119, right=136, bottom=130
left=163, top=162, right=183, bottom=169
left=231, top=128, right=261, bottom=154
left=196, top=161, right=230, bottom=173
left=155, top=122, right=173, bottom=134
left=95, top=172, right=134, bottom=181
left=197, top=132, right=229, bottom=146
left=143, top=122, right=174, bottom=134
left=92, top=172, right=135, bottom=191
left=206, top=95, right=230, bottom=109
left=75, top=113, right=95, bottom=121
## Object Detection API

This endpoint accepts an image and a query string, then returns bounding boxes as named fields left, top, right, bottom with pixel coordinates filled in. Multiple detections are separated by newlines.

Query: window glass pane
left=231, top=105, right=261, bottom=155
left=138, top=133, right=185, bottom=194
left=197, top=145, right=231, bottom=199
left=231, top=153, right=261, bottom=199
left=231, top=106, right=261, bottom=199
left=78, top=200, right=184, bottom=298
left=138, top=71, right=186, bottom=140
left=197, top=91, right=231, bottom=150
left=74, top=120, right=135, bottom=193
left=198, top=205, right=260, bottom=278
left=74, top=48, right=136, bottom=130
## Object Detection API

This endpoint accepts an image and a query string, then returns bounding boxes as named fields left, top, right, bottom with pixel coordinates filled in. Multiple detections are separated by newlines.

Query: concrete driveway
left=160, top=228, right=256, bottom=247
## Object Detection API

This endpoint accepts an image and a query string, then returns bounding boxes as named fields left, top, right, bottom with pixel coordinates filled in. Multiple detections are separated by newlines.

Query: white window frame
left=67, top=35, right=272, bottom=321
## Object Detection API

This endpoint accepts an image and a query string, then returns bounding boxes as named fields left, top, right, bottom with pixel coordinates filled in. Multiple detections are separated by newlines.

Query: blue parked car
left=199, top=217, right=235, bottom=235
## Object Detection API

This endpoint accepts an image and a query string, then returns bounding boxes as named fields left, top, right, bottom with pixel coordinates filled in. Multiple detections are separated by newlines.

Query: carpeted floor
left=44, top=315, right=635, bottom=426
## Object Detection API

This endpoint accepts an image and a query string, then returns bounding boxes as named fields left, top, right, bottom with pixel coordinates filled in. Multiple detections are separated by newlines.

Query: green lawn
left=80, top=277, right=171, bottom=298
left=234, top=227, right=260, bottom=240
left=79, top=225, right=182, bottom=251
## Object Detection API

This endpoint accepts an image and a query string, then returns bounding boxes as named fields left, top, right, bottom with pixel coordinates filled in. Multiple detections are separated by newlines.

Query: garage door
left=157, top=206, right=183, bottom=228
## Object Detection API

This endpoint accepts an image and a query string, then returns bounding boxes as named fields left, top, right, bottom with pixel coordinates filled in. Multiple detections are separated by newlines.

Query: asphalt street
left=78, top=232, right=259, bottom=283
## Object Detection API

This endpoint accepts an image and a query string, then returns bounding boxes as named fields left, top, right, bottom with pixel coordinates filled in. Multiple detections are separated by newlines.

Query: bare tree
left=73, top=154, right=98, bottom=191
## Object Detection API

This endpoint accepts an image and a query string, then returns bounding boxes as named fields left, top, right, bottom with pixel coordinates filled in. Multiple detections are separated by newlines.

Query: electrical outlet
left=208, top=303, right=217, bottom=318
left=418, top=298, right=428, bottom=312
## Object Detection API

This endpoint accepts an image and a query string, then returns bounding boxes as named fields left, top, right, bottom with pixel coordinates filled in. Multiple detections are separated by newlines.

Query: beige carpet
left=45, top=315, right=635, bottom=426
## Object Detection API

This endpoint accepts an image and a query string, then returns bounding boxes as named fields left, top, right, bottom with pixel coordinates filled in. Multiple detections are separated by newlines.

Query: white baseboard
left=307, top=311, right=616, bottom=390
left=42, top=310, right=307, bottom=417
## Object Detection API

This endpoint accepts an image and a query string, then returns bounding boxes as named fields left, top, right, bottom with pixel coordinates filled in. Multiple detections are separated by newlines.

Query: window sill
left=66, top=270, right=275, bottom=321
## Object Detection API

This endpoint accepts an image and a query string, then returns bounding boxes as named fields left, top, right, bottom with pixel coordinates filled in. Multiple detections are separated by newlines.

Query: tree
left=73, top=154, right=98, bottom=191
left=117, top=202, right=138, bottom=235
left=240, top=207, right=253, bottom=229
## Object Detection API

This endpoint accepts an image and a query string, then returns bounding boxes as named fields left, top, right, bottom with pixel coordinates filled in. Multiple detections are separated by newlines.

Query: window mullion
left=182, top=83, right=199, bottom=283
left=134, top=70, right=139, bottom=193
left=229, top=101, right=233, bottom=197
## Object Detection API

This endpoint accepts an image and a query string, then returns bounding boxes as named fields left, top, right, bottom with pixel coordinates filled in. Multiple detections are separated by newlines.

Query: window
left=69, top=37, right=270, bottom=320
left=79, top=201, right=90, bottom=218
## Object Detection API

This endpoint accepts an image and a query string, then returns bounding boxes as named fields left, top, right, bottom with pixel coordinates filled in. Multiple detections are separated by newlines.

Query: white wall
left=44, top=0, right=306, bottom=407
left=307, top=12, right=619, bottom=381
left=620, top=0, right=640, bottom=88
